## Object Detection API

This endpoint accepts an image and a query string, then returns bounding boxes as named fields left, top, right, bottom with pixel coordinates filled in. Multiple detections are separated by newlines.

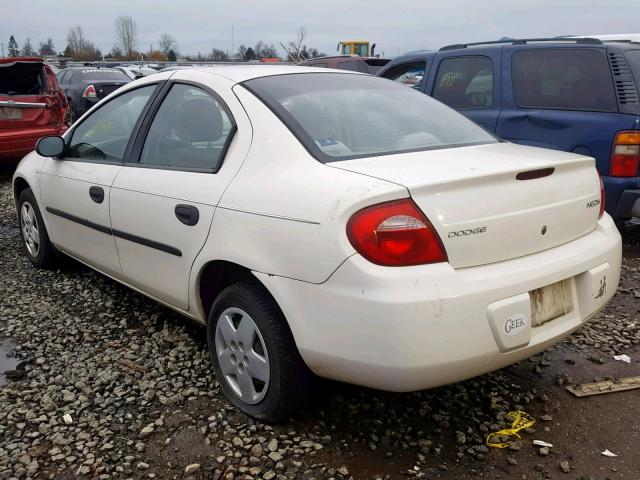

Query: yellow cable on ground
left=486, top=411, right=536, bottom=448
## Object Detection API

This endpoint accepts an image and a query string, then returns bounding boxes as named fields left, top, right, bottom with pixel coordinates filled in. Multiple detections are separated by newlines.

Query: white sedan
left=13, top=66, right=621, bottom=421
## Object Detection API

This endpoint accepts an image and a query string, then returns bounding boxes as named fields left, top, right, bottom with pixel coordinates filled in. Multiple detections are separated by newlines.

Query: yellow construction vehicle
left=337, top=41, right=377, bottom=57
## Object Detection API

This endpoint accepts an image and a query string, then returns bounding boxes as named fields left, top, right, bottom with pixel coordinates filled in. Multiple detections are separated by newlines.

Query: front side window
left=139, top=83, right=235, bottom=171
left=382, top=61, right=427, bottom=89
left=512, top=49, right=617, bottom=111
left=67, top=85, right=156, bottom=162
left=243, top=73, right=497, bottom=162
left=433, top=56, right=494, bottom=109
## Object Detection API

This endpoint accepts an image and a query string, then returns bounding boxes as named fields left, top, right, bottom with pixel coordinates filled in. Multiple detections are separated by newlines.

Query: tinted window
left=382, top=61, right=427, bottom=89
left=309, top=62, right=329, bottom=68
left=139, top=84, right=235, bottom=171
left=338, top=60, right=360, bottom=72
left=512, top=49, right=617, bottom=111
left=433, top=56, right=493, bottom=109
left=67, top=85, right=155, bottom=161
left=625, top=50, right=640, bottom=83
left=78, top=69, right=130, bottom=82
left=244, top=73, right=497, bottom=162
left=57, top=70, right=68, bottom=84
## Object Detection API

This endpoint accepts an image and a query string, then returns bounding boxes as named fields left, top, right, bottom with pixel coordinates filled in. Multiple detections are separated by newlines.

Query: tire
left=17, top=188, right=59, bottom=269
left=207, top=281, right=313, bottom=422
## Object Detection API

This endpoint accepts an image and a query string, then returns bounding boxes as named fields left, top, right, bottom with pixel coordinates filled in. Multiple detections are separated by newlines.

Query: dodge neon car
left=13, top=67, right=621, bottom=421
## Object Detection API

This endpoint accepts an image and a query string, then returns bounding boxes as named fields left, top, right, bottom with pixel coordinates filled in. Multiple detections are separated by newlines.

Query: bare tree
left=115, top=15, right=137, bottom=58
left=283, top=26, right=308, bottom=63
left=159, top=33, right=176, bottom=56
left=65, top=25, right=100, bottom=60
left=66, top=26, right=85, bottom=55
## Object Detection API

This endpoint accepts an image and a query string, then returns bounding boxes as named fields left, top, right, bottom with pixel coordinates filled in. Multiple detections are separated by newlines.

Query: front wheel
left=207, top=281, right=313, bottom=422
left=17, top=188, right=59, bottom=268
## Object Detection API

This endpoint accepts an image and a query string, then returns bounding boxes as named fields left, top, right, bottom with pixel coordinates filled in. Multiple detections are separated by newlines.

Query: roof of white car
left=176, top=65, right=357, bottom=83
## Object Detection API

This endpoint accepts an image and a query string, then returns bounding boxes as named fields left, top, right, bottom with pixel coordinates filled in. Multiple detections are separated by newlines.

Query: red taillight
left=598, top=173, right=606, bottom=219
left=347, top=199, right=447, bottom=266
left=610, top=131, right=640, bottom=177
left=82, top=85, right=97, bottom=98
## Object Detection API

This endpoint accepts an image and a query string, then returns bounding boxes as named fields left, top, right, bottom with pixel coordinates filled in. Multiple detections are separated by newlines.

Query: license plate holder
left=530, top=279, right=573, bottom=327
left=0, top=107, right=22, bottom=120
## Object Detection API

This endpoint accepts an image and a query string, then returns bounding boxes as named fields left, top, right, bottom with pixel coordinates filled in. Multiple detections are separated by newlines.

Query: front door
left=39, top=84, right=158, bottom=277
left=109, top=73, right=252, bottom=310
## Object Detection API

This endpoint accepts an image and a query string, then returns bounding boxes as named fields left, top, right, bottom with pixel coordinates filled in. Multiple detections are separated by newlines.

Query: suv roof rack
left=439, top=37, right=603, bottom=51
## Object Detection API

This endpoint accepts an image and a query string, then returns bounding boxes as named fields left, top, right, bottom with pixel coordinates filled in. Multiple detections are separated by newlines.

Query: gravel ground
left=1, top=171, right=639, bottom=480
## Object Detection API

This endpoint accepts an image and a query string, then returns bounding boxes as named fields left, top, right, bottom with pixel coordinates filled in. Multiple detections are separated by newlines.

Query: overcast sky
left=1, top=0, right=637, bottom=58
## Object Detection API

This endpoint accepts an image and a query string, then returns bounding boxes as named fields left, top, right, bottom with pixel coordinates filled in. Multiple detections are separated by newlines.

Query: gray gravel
left=1, top=173, right=639, bottom=480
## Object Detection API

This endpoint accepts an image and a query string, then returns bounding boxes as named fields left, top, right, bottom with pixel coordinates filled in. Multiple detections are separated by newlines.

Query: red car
left=0, top=57, right=69, bottom=161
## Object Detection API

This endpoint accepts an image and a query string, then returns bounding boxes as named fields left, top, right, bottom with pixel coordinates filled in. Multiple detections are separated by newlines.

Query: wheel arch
left=197, top=260, right=266, bottom=321
left=13, top=176, right=31, bottom=205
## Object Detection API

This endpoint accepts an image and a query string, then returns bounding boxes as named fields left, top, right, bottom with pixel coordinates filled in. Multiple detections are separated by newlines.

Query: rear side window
left=625, top=50, right=640, bottom=83
left=382, top=61, right=427, bottom=89
left=512, top=49, right=617, bottom=112
left=139, top=84, right=235, bottom=172
left=433, top=56, right=494, bottom=109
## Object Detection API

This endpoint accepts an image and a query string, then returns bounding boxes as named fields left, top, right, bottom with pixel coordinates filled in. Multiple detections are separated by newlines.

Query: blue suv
left=378, top=38, right=640, bottom=221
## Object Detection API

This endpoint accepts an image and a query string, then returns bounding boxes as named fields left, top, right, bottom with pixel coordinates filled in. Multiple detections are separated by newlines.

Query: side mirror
left=36, top=136, right=65, bottom=158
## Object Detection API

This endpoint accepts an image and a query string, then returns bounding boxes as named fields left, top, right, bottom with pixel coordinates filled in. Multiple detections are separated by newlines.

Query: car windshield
left=79, top=69, right=129, bottom=82
left=243, top=73, right=497, bottom=162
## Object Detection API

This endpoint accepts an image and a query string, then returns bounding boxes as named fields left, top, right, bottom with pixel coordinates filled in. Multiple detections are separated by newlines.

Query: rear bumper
left=0, top=127, right=65, bottom=160
left=615, top=188, right=640, bottom=218
left=256, top=215, right=622, bottom=392
left=602, top=175, right=640, bottom=218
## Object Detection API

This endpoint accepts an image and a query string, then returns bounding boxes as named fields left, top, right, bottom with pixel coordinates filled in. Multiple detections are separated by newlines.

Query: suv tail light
left=82, top=85, right=97, bottom=98
left=598, top=173, right=606, bottom=219
left=347, top=199, right=447, bottom=266
left=610, top=131, right=640, bottom=177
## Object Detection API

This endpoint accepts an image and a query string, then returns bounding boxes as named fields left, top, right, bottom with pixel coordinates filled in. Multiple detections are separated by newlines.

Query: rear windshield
left=0, top=62, right=44, bottom=95
left=243, top=73, right=497, bottom=162
left=79, top=69, right=130, bottom=82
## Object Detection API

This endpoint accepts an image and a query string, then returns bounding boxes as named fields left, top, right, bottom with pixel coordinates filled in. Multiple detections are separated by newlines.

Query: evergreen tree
left=8, top=35, right=19, bottom=57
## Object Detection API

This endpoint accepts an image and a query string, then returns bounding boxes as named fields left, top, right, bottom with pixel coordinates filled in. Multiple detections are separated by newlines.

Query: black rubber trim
left=45, top=207, right=182, bottom=257
left=46, top=207, right=111, bottom=235
left=112, top=228, right=182, bottom=257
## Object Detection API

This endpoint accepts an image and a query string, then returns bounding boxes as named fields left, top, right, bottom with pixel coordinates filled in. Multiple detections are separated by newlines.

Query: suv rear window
left=512, top=49, right=617, bottom=112
left=243, top=73, right=497, bottom=162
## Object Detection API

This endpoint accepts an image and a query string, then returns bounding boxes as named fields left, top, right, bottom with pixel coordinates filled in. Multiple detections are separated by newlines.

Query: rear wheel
left=207, top=281, right=313, bottom=422
left=17, top=188, right=58, bottom=268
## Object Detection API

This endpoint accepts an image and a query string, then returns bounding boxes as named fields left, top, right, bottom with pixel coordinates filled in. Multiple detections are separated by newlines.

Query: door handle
left=89, top=186, right=104, bottom=204
left=175, top=204, right=199, bottom=226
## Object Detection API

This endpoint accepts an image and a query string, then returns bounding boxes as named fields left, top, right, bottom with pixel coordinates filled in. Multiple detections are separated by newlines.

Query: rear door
left=109, top=72, right=252, bottom=310
left=426, top=51, right=501, bottom=131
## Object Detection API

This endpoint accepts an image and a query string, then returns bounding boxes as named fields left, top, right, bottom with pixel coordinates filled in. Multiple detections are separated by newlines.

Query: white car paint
left=13, top=66, right=622, bottom=392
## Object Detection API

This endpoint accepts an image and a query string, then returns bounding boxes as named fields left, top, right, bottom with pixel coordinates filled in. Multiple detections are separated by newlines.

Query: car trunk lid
left=330, top=142, right=602, bottom=269
left=0, top=58, right=66, bottom=131
left=91, top=81, right=127, bottom=99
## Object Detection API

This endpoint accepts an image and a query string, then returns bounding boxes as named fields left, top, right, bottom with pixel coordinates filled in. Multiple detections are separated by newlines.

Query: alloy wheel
left=20, top=202, right=40, bottom=257
left=214, top=307, right=270, bottom=404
